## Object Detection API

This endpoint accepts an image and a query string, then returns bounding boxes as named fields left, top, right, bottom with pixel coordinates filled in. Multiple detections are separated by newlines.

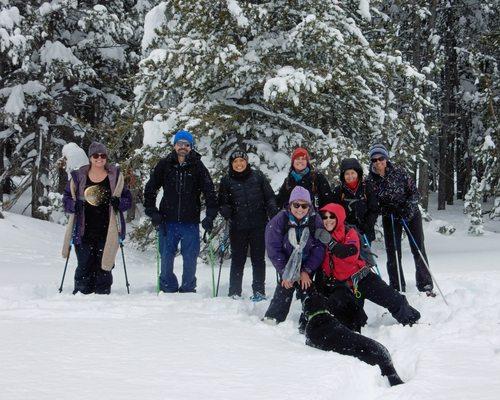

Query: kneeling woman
left=263, top=186, right=325, bottom=324
left=62, top=142, right=132, bottom=294
left=315, top=203, right=420, bottom=331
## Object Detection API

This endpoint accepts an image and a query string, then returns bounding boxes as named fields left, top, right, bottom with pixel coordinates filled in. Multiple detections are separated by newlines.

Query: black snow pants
left=228, top=227, right=266, bottom=296
left=382, top=211, right=433, bottom=292
left=324, top=272, right=420, bottom=329
left=74, top=238, right=113, bottom=294
left=264, top=282, right=313, bottom=323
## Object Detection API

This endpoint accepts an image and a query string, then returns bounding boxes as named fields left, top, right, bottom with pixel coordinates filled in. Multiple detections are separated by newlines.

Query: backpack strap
left=310, top=170, right=317, bottom=195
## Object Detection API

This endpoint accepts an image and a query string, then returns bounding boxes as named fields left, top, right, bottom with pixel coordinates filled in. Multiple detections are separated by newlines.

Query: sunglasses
left=176, top=141, right=191, bottom=148
left=321, top=214, right=336, bottom=220
left=91, top=153, right=107, bottom=160
left=371, top=156, right=385, bottom=163
left=291, top=202, right=310, bottom=210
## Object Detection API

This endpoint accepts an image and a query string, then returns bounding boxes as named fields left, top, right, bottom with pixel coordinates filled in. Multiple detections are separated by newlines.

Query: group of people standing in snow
left=62, top=129, right=435, bottom=385
left=62, top=130, right=433, bottom=303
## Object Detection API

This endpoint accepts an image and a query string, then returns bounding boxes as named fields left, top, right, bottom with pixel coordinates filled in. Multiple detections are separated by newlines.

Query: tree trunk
left=438, top=125, right=447, bottom=210
left=0, top=139, right=4, bottom=205
left=31, top=127, right=51, bottom=220
left=418, top=158, right=429, bottom=210
left=456, top=113, right=469, bottom=199
left=438, top=6, right=458, bottom=209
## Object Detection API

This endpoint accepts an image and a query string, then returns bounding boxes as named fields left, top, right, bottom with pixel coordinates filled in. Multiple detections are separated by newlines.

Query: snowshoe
left=422, top=285, right=436, bottom=297
left=250, top=292, right=267, bottom=302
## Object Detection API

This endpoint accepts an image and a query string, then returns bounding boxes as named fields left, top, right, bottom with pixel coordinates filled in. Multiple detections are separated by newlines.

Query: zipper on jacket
left=178, top=169, right=183, bottom=221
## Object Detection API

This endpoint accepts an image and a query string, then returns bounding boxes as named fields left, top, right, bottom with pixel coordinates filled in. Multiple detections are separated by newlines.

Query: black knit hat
left=340, top=158, right=363, bottom=182
left=229, top=150, right=248, bottom=164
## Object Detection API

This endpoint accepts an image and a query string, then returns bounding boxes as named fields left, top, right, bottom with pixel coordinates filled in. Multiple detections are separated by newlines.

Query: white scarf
left=282, top=226, right=310, bottom=282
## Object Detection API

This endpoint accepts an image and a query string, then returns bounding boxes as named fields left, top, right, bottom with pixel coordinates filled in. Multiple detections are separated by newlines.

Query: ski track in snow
left=1, top=209, right=500, bottom=400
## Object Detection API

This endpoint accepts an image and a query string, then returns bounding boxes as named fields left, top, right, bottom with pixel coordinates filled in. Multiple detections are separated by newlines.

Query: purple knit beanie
left=288, top=186, right=312, bottom=205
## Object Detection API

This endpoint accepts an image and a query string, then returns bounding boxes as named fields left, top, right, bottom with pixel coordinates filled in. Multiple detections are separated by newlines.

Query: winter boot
left=261, top=316, right=278, bottom=326
left=422, top=284, right=436, bottom=297
left=392, top=300, right=421, bottom=326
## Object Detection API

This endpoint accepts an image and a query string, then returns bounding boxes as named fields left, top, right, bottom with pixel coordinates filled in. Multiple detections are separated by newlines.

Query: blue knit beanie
left=369, top=144, right=389, bottom=160
left=173, top=130, right=194, bottom=146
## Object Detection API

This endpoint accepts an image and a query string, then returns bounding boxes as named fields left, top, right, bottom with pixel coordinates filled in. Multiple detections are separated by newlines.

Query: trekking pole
left=215, top=223, right=229, bottom=297
left=204, top=231, right=217, bottom=297
left=215, top=241, right=225, bottom=297
left=390, top=214, right=404, bottom=292
left=362, top=234, right=381, bottom=276
left=401, top=219, right=449, bottom=306
left=114, top=211, right=130, bottom=294
left=155, top=229, right=160, bottom=295
left=59, top=222, right=77, bottom=293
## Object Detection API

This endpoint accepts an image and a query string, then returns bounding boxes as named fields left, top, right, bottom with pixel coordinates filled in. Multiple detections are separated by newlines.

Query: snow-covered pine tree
left=135, top=0, right=433, bottom=181
left=464, top=175, right=484, bottom=236
left=0, top=1, right=143, bottom=221
left=131, top=0, right=435, bottom=246
left=358, top=0, right=441, bottom=210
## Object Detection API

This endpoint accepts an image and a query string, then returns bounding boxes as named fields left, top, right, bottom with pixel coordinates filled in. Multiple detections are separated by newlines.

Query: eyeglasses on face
left=292, top=202, right=310, bottom=210
left=321, top=214, right=336, bottom=220
left=371, top=156, right=385, bottom=163
left=176, top=141, right=191, bottom=148
left=92, top=153, right=107, bottom=159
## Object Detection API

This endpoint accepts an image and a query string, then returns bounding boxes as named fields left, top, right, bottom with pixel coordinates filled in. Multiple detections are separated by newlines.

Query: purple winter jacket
left=265, top=210, right=325, bottom=276
left=63, top=164, right=132, bottom=244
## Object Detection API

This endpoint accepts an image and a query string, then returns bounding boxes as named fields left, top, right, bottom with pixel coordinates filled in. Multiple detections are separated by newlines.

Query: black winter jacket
left=276, top=168, right=332, bottom=210
left=218, top=167, right=278, bottom=231
left=331, top=158, right=378, bottom=241
left=144, top=150, right=218, bottom=223
left=367, top=161, right=420, bottom=221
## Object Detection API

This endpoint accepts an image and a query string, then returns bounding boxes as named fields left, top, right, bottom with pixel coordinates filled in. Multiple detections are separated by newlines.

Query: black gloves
left=219, top=205, right=232, bottom=221
left=110, top=196, right=120, bottom=212
left=201, top=217, right=214, bottom=233
left=151, top=212, right=164, bottom=228
left=328, top=239, right=338, bottom=253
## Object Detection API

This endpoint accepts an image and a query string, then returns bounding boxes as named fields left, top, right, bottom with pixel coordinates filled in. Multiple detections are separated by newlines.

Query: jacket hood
left=319, top=202, right=346, bottom=241
left=340, top=158, right=363, bottom=183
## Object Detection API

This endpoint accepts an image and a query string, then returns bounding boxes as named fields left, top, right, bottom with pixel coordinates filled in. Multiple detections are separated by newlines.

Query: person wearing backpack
left=276, top=147, right=332, bottom=210
left=218, top=149, right=278, bottom=300
left=315, top=203, right=421, bottom=331
left=262, top=186, right=325, bottom=325
left=331, top=158, right=378, bottom=243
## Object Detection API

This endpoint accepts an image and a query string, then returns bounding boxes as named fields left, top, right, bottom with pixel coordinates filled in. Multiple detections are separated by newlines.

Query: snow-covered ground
left=1, top=198, right=500, bottom=400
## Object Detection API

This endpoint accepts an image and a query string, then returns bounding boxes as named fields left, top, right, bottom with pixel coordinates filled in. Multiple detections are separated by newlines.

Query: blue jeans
left=158, top=222, right=200, bottom=292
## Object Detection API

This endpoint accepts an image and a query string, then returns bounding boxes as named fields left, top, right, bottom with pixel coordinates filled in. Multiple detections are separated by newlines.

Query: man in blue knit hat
left=144, top=130, right=217, bottom=293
